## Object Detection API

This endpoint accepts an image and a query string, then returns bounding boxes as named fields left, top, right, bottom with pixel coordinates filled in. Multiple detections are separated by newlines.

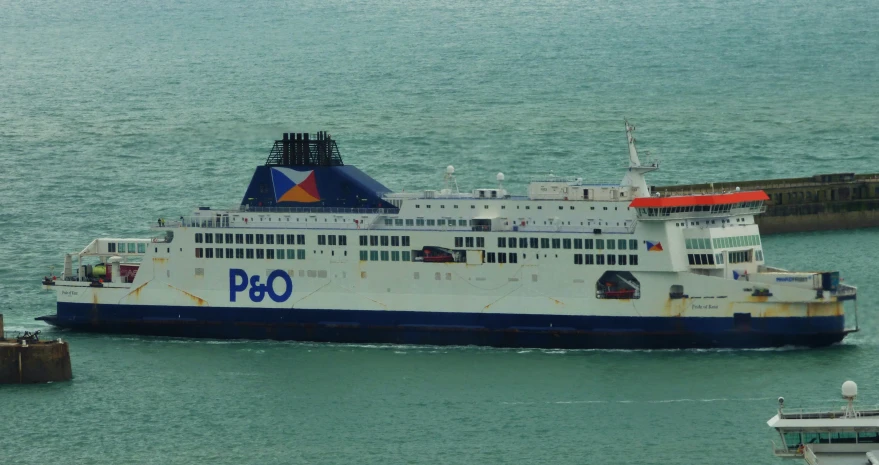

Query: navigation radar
left=497, top=173, right=505, bottom=182
left=447, top=165, right=455, bottom=175
left=843, top=380, right=858, bottom=399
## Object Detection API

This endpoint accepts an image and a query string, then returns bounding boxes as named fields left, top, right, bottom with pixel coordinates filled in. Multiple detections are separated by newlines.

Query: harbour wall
left=0, top=314, right=73, bottom=384
left=656, top=173, right=879, bottom=235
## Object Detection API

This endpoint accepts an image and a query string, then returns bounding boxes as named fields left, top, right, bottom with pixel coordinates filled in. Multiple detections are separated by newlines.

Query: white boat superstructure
left=769, top=382, right=879, bottom=465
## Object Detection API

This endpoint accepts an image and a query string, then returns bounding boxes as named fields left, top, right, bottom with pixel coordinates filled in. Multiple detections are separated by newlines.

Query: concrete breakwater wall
left=656, top=173, right=879, bottom=235
left=0, top=314, right=73, bottom=384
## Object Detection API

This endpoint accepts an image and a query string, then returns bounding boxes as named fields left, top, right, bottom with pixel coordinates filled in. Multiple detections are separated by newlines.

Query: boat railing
left=778, top=406, right=879, bottom=419
left=835, top=284, right=857, bottom=298
left=804, top=445, right=819, bottom=465
left=238, top=206, right=397, bottom=215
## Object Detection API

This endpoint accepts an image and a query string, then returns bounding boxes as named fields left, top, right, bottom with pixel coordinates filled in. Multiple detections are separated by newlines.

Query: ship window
left=195, top=248, right=203, bottom=258
left=484, top=205, right=489, bottom=209
left=607, top=240, right=615, bottom=250
left=328, top=235, right=337, bottom=246
left=117, top=242, right=126, bottom=252
left=205, top=233, right=213, bottom=244
left=540, top=238, right=550, bottom=248
left=526, top=206, right=530, bottom=210
left=416, top=219, right=425, bottom=226
left=716, top=253, right=724, bottom=264
left=385, top=219, right=393, bottom=226
left=246, top=249, right=254, bottom=259
left=629, top=254, right=638, bottom=265
left=618, top=239, right=626, bottom=250
left=498, top=253, right=507, bottom=264
left=508, top=238, right=516, bottom=248
left=519, top=238, right=527, bottom=248
left=226, top=248, right=234, bottom=258
left=448, top=220, right=456, bottom=226
left=297, top=249, right=305, bottom=259
left=455, top=237, right=463, bottom=247
left=256, top=234, right=264, bottom=245
left=275, top=234, right=284, bottom=245
left=596, top=254, right=605, bottom=265
left=278, top=248, right=285, bottom=258
left=137, top=243, right=146, bottom=253
left=574, top=254, right=583, bottom=265
left=370, top=236, right=378, bottom=246
left=498, top=237, right=506, bottom=248
left=214, top=234, right=223, bottom=244
left=402, top=236, right=410, bottom=246
left=559, top=206, right=564, bottom=210
left=360, top=250, right=368, bottom=260
left=685, top=239, right=693, bottom=249
left=438, top=219, right=446, bottom=226
left=618, top=255, right=626, bottom=265
left=415, top=205, right=420, bottom=208
left=427, top=219, right=436, bottom=226
left=245, top=234, right=254, bottom=244
left=195, top=233, right=203, bottom=243
left=477, top=237, right=485, bottom=247
left=286, top=234, right=295, bottom=245
left=392, top=236, right=400, bottom=247
left=402, top=251, right=411, bottom=261
left=454, top=205, right=459, bottom=209
left=607, top=254, right=616, bottom=265
left=318, top=235, right=326, bottom=245
left=596, top=239, right=604, bottom=249
left=266, top=235, right=274, bottom=245
left=266, top=249, right=275, bottom=259
left=108, top=243, right=116, bottom=253
left=471, top=205, right=475, bottom=209
left=215, top=248, right=223, bottom=258
left=585, top=239, right=594, bottom=249
left=395, top=219, right=404, bottom=226
left=584, top=254, right=594, bottom=265
left=381, top=251, right=389, bottom=261
left=392, top=251, right=400, bottom=261
left=574, top=239, right=583, bottom=249
left=370, top=251, right=378, bottom=261
left=256, top=249, right=265, bottom=259
left=466, top=237, right=474, bottom=247
left=509, top=253, right=517, bottom=263
left=381, top=236, right=389, bottom=247
left=688, top=254, right=695, bottom=265
left=538, top=206, right=542, bottom=210
left=406, top=219, right=414, bottom=226
left=755, top=250, right=763, bottom=261
left=486, top=252, right=496, bottom=263
left=236, top=248, right=244, bottom=259
left=360, top=235, right=368, bottom=246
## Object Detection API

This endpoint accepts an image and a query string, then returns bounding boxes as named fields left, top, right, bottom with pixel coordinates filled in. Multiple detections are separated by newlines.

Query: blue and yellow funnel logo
left=271, top=168, right=321, bottom=203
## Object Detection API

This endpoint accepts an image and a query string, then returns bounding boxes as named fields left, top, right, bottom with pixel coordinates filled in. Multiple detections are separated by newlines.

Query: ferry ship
left=38, top=123, right=859, bottom=349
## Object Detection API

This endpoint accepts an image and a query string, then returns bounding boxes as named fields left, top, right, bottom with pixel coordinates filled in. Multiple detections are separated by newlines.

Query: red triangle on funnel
left=297, top=172, right=320, bottom=200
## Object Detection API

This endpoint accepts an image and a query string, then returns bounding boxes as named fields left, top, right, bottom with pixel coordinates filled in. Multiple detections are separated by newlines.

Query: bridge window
left=416, top=219, right=425, bottom=226
left=395, top=219, right=404, bottom=226
left=406, top=219, right=414, bottom=226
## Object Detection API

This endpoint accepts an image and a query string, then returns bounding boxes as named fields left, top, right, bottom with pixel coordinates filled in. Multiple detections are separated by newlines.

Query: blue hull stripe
left=44, top=303, right=848, bottom=349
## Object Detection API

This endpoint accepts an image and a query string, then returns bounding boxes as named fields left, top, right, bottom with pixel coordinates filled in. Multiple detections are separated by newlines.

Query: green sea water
left=1, top=0, right=878, bottom=463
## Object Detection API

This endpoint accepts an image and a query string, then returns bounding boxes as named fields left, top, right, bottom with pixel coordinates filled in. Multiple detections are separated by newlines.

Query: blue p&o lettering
left=229, top=268, right=293, bottom=303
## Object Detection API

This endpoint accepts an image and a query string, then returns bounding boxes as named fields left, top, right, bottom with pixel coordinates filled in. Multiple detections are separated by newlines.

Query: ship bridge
left=629, top=190, right=768, bottom=220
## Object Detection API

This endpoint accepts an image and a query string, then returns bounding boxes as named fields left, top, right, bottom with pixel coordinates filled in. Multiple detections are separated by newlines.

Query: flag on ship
left=646, top=241, right=663, bottom=252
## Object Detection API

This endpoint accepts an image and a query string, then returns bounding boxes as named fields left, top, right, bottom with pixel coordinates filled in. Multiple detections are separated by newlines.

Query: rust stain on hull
left=164, top=283, right=208, bottom=306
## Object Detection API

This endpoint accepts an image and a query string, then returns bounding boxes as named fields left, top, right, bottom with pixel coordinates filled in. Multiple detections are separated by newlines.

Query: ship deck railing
left=778, top=407, right=879, bottom=420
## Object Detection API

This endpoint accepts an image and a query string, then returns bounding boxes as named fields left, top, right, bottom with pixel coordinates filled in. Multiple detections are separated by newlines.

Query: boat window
left=256, top=234, right=264, bottom=245
left=585, top=254, right=594, bottom=265
left=530, top=238, right=539, bottom=249
left=486, top=252, right=496, bottom=263
left=402, top=251, right=411, bottom=261
left=392, top=236, right=400, bottom=247
left=360, top=251, right=368, bottom=260
left=297, top=249, right=306, bottom=259
left=466, top=237, right=474, bottom=248
left=370, top=236, right=378, bottom=246
left=585, top=239, right=594, bottom=250
left=596, top=254, right=605, bottom=265
left=630, top=254, right=638, bottom=265
left=395, top=219, right=404, bottom=226
left=477, top=237, right=485, bottom=248
left=381, top=236, right=389, bottom=246
left=519, top=238, right=527, bottom=248
left=498, top=237, right=506, bottom=248
left=563, top=239, right=571, bottom=249
left=574, top=254, right=583, bottom=265
left=381, top=251, right=389, bottom=261
left=402, top=236, right=410, bottom=246
left=595, top=239, right=604, bottom=249
left=607, top=255, right=616, bottom=265
left=406, top=219, right=414, bottom=226
left=328, top=235, right=337, bottom=246
left=137, top=243, right=146, bottom=253
left=618, top=255, right=627, bottom=265
left=617, top=239, right=626, bottom=250
left=574, top=239, right=583, bottom=249
left=392, top=251, right=400, bottom=261
left=607, top=240, right=615, bottom=250
left=552, top=239, right=561, bottom=249
left=360, top=235, right=368, bottom=246
left=858, top=432, right=879, bottom=443
left=370, top=251, right=379, bottom=261
left=416, top=219, right=425, bottom=226
left=128, top=243, right=137, bottom=253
